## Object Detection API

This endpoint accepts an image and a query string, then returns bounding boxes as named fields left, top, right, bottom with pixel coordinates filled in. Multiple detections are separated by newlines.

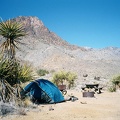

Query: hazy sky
left=0, top=0, right=120, bottom=48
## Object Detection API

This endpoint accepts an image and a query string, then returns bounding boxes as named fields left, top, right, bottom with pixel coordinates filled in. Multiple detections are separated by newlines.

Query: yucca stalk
left=0, top=19, right=26, bottom=59
left=0, top=79, right=22, bottom=103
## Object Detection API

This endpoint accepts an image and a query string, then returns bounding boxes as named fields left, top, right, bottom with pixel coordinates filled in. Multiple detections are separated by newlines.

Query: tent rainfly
left=21, top=79, right=65, bottom=104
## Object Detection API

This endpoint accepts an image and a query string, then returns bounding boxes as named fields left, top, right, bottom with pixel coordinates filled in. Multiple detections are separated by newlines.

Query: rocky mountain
left=12, top=16, right=81, bottom=50
left=1, top=16, right=120, bottom=85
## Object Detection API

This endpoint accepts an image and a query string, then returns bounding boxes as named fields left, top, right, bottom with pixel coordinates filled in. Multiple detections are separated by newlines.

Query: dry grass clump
left=17, top=108, right=27, bottom=115
left=0, top=80, right=36, bottom=116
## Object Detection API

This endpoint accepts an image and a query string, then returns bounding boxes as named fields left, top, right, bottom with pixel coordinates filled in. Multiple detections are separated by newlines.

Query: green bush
left=52, top=71, right=66, bottom=85
left=37, top=69, right=49, bottom=76
left=66, top=72, right=77, bottom=89
left=17, top=63, right=33, bottom=83
left=108, top=85, right=116, bottom=92
left=111, top=75, right=120, bottom=86
left=52, top=71, right=77, bottom=89
left=109, top=75, right=120, bottom=92
left=0, top=59, right=33, bottom=86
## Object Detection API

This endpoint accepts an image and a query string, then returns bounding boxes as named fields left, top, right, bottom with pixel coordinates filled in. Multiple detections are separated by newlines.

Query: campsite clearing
left=2, top=90, right=120, bottom=120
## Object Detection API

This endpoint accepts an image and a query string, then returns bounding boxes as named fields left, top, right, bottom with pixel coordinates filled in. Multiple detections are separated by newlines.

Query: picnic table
left=81, top=83, right=103, bottom=94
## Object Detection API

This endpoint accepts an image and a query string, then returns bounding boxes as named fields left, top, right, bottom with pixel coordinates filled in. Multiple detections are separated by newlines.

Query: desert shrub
left=66, top=72, right=77, bottom=89
left=37, top=69, right=49, bottom=76
left=0, top=59, right=33, bottom=86
left=111, top=75, right=120, bottom=86
left=52, top=71, right=77, bottom=89
left=109, top=75, right=120, bottom=92
left=18, top=63, right=33, bottom=83
left=108, top=85, right=116, bottom=92
left=52, top=71, right=66, bottom=85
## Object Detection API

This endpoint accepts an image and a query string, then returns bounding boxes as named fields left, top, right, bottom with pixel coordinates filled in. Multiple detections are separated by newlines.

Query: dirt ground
left=1, top=90, right=120, bottom=120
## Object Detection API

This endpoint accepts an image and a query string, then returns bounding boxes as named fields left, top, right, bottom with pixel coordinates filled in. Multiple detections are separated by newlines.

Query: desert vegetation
left=0, top=16, right=120, bottom=119
left=52, top=71, right=77, bottom=89
left=108, top=74, right=120, bottom=92
left=0, top=19, right=34, bottom=116
left=37, top=69, right=49, bottom=76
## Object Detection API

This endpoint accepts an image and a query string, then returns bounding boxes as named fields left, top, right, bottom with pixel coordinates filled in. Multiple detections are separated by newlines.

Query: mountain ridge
left=0, top=16, right=120, bottom=84
left=12, top=16, right=85, bottom=50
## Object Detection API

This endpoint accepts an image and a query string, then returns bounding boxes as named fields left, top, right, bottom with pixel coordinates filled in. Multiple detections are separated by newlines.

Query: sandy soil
left=1, top=90, right=120, bottom=120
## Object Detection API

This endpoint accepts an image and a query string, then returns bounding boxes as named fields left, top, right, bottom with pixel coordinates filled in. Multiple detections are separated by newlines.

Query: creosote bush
left=37, top=69, right=49, bottom=76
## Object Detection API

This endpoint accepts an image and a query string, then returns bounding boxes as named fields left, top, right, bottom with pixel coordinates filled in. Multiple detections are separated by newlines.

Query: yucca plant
left=0, top=59, right=33, bottom=104
left=52, top=71, right=67, bottom=86
left=0, top=79, right=19, bottom=102
left=52, top=71, right=77, bottom=89
left=66, top=72, right=77, bottom=89
left=0, top=19, right=33, bottom=107
left=0, top=19, right=26, bottom=59
left=18, top=63, right=33, bottom=83
left=0, top=59, right=33, bottom=86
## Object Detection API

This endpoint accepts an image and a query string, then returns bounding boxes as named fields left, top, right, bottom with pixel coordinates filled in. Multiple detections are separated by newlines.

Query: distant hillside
left=0, top=16, right=120, bottom=85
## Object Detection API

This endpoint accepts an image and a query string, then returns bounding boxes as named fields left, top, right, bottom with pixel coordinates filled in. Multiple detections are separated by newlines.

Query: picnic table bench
left=81, top=84, right=103, bottom=94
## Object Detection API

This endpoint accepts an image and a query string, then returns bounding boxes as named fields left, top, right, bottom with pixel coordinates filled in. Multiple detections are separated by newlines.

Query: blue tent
left=21, top=79, right=65, bottom=104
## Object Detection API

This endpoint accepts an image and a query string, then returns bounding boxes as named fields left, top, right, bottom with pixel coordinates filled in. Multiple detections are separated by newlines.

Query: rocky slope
left=12, top=16, right=81, bottom=50
left=1, top=16, right=120, bottom=85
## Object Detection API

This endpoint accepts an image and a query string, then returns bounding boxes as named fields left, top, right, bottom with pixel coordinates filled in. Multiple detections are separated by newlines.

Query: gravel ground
left=2, top=90, right=120, bottom=120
